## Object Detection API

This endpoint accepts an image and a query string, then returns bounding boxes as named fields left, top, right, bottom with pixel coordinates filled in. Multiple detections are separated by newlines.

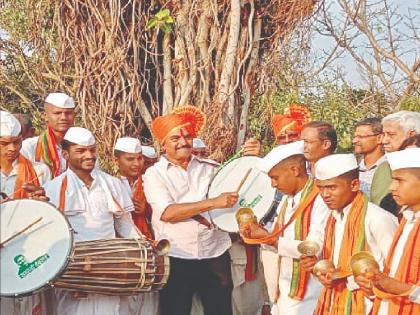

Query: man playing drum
left=143, top=105, right=238, bottom=315
left=21, top=93, right=76, bottom=178
left=239, top=141, right=330, bottom=315
left=113, top=137, right=158, bottom=315
left=0, top=110, right=51, bottom=315
left=302, top=154, right=398, bottom=315
left=43, top=127, right=142, bottom=315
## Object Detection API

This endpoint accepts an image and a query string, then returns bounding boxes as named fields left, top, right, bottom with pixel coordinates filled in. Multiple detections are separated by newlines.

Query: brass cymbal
left=313, top=259, right=335, bottom=275
left=350, top=251, right=379, bottom=276
left=235, top=207, right=257, bottom=225
left=298, top=240, right=320, bottom=256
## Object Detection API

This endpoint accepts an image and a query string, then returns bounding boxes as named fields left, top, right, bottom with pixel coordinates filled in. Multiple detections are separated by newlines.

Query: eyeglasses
left=353, top=133, right=381, bottom=140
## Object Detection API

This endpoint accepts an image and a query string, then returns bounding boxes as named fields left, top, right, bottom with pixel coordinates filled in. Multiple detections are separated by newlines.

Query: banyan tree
left=1, top=0, right=317, bottom=164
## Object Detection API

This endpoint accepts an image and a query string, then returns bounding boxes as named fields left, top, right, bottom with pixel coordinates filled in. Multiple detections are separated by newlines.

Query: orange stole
left=14, top=155, right=40, bottom=199
left=132, top=177, right=154, bottom=240
left=371, top=217, right=420, bottom=315
left=314, top=192, right=368, bottom=315
left=242, top=179, right=319, bottom=299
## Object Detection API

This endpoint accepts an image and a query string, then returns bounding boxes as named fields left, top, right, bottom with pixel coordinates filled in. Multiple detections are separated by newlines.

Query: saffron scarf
left=13, top=154, right=40, bottom=199
left=132, top=177, right=154, bottom=240
left=371, top=216, right=420, bottom=315
left=35, top=126, right=61, bottom=177
left=243, top=178, right=319, bottom=299
left=314, top=192, right=368, bottom=315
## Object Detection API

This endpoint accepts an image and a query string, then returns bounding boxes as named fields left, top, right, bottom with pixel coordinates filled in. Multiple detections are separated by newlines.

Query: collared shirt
left=44, top=168, right=135, bottom=242
left=359, top=155, right=387, bottom=197
left=21, top=135, right=67, bottom=175
left=378, top=209, right=420, bottom=315
left=330, top=200, right=398, bottom=314
left=1, top=160, right=51, bottom=197
left=143, top=155, right=231, bottom=259
left=269, top=191, right=329, bottom=314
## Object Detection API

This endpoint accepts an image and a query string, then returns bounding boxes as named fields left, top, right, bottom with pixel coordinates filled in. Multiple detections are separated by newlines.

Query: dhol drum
left=0, top=199, right=73, bottom=297
left=53, top=238, right=170, bottom=295
left=208, top=156, right=276, bottom=232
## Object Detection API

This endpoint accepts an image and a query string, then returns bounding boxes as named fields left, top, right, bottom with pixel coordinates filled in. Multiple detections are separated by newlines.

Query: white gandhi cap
left=315, top=154, right=358, bottom=180
left=141, top=145, right=157, bottom=159
left=0, top=111, right=21, bottom=137
left=257, top=140, right=304, bottom=173
left=115, top=137, right=142, bottom=154
left=387, top=148, right=420, bottom=170
left=45, top=93, right=75, bottom=109
left=193, top=138, right=206, bottom=149
left=64, top=127, right=95, bottom=146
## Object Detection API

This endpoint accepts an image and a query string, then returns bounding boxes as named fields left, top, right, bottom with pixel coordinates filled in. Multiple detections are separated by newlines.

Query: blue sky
left=312, top=0, right=419, bottom=88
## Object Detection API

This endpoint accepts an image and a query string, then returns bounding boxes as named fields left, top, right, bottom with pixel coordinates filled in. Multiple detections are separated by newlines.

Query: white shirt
left=44, top=168, right=136, bottom=242
left=378, top=209, right=420, bottom=315
left=21, top=135, right=67, bottom=176
left=1, top=159, right=51, bottom=197
left=143, top=155, right=231, bottom=259
left=269, top=191, right=329, bottom=315
left=329, top=200, right=398, bottom=314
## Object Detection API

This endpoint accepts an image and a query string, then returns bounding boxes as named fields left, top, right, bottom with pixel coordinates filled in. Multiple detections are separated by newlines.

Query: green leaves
left=146, top=9, right=174, bottom=34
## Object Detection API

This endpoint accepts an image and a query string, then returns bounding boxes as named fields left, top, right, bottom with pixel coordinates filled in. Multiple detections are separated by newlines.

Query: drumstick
left=0, top=217, right=43, bottom=248
left=235, top=168, right=252, bottom=194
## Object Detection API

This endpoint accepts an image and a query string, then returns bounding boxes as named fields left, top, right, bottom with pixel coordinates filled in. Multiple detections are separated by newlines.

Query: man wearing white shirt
left=43, top=127, right=141, bottom=315
left=143, top=106, right=238, bottom=315
left=0, top=111, right=51, bottom=315
left=113, top=137, right=158, bottom=315
left=239, top=141, right=330, bottom=315
left=304, top=154, right=398, bottom=315
left=355, top=147, right=420, bottom=315
left=21, top=92, right=76, bottom=177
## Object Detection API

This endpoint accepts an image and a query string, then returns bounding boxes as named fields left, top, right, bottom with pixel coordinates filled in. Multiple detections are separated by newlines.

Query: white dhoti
left=55, top=290, right=121, bottom=315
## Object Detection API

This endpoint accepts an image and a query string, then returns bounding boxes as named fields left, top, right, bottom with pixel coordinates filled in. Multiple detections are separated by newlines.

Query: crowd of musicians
left=0, top=92, right=419, bottom=315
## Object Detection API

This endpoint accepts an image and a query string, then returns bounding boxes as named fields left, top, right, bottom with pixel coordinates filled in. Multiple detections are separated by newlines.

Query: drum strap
left=192, top=214, right=212, bottom=228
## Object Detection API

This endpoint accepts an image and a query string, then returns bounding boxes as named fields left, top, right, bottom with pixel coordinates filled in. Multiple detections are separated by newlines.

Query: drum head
left=1, top=199, right=73, bottom=297
left=208, top=156, right=276, bottom=232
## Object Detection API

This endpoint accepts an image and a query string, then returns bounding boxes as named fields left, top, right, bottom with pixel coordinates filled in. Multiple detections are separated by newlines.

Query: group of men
left=0, top=93, right=419, bottom=315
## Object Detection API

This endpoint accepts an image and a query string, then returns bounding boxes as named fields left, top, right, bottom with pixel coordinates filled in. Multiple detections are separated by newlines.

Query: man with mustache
left=0, top=111, right=50, bottom=315
left=43, top=127, right=142, bottom=315
left=302, top=154, right=397, bottom=315
left=355, top=147, right=420, bottom=315
left=143, top=106, right=238, bottom=315
left=352, top=118, right=398, bottom=215
left=21, top=93, right=76, bottom=178
left=382, top=111, right=420, bottom=153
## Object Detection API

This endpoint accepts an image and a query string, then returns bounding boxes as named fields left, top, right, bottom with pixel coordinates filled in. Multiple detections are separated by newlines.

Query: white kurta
left=265, top=191, right=329, bottom=315
left=328, top=200, right=398, bottom=315
left=143, top=155, right=231, bottom=260
left=0, top=159, right=52, bottom=315
left=118, top=176, right=159, bottom=315
left=43, top=168, right=137, bottom=315
left=377, top=209, right=419, bottom=315
left=21, top=136, right=67, bottom=176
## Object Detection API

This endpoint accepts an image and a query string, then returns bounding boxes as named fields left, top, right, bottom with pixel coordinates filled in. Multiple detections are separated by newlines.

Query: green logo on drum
left=239, top=194, right=262, bottom=208
left=14, top=253, right=50, bottom=279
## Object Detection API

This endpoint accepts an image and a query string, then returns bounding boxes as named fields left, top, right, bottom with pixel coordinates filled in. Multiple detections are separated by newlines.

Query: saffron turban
left=272, top=103, right=311, bottom=138
left=151, top=105, right=206, bottom=144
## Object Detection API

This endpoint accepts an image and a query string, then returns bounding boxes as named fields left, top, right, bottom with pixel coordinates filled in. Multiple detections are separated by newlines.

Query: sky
left=311, top=0, right=419, bottom=88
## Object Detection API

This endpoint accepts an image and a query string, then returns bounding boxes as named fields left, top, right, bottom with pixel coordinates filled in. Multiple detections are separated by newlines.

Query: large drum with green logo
left=207, top=156, right=276, bottom=232
left=0, top=199, right=73, bottom=297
